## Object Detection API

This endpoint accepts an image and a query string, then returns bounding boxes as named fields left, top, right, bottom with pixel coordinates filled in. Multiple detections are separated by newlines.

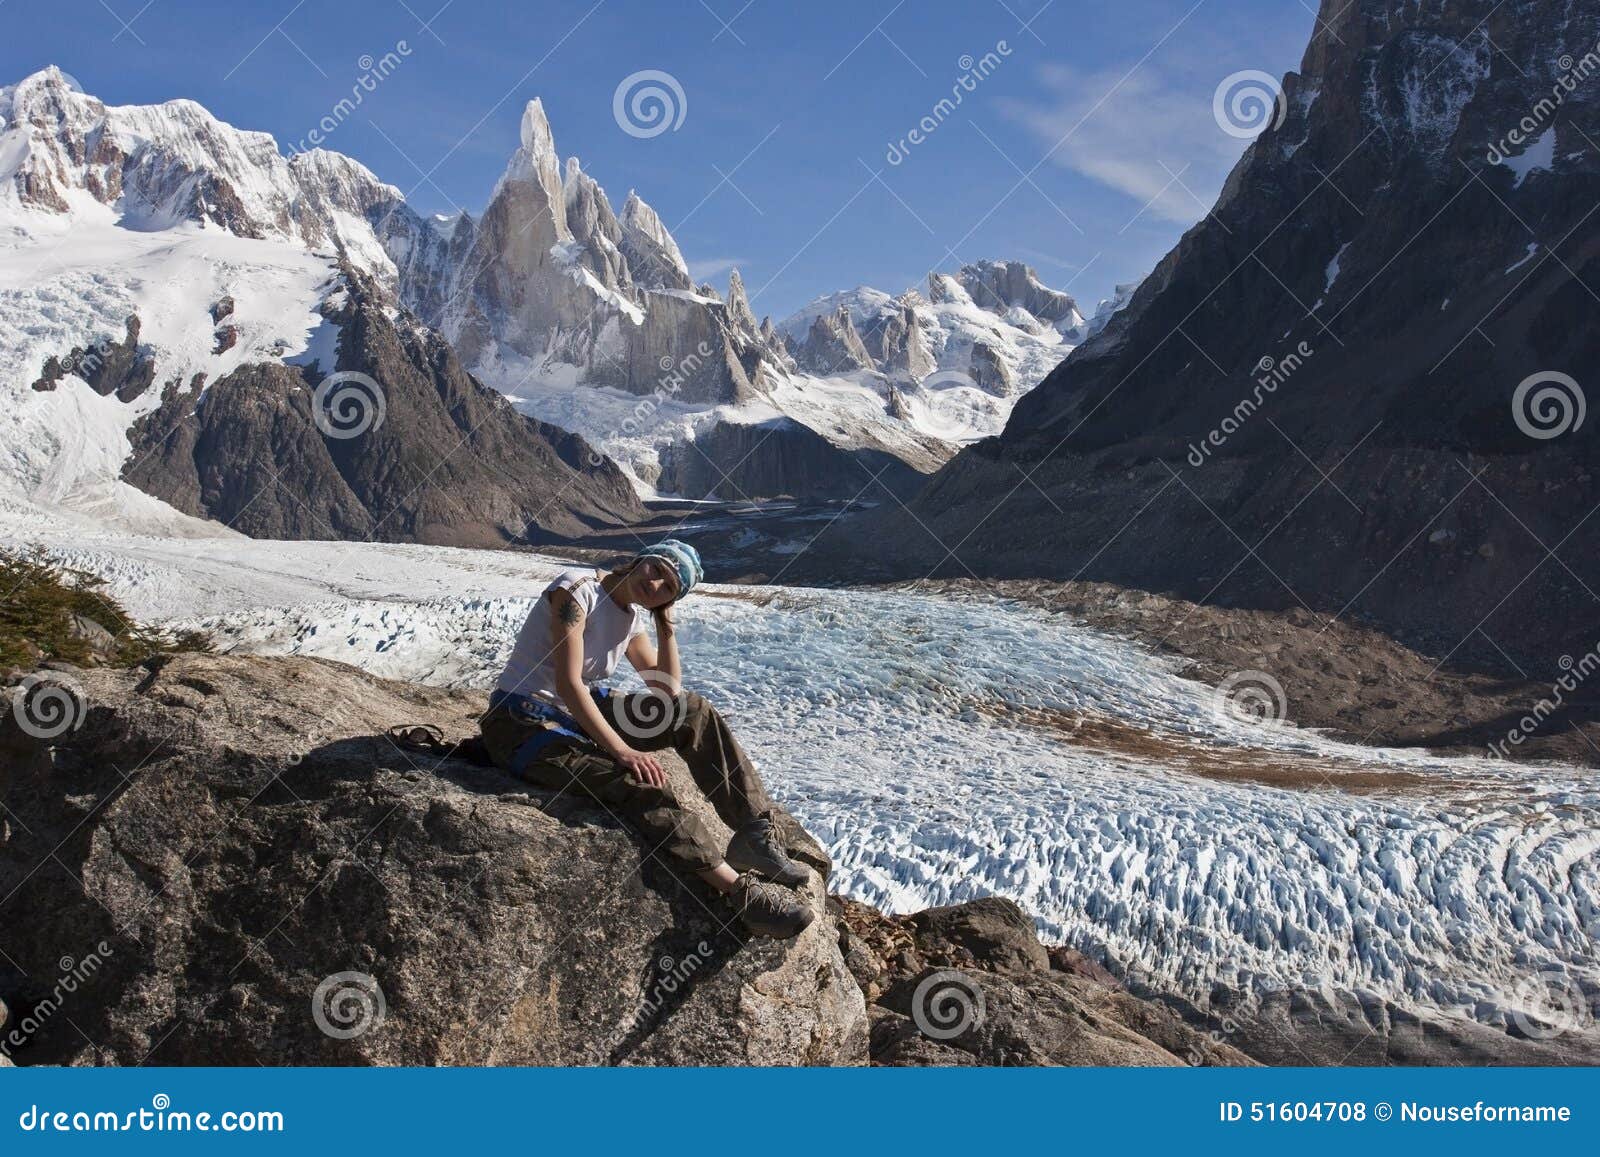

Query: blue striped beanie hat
left=635, top=539, right=703, bottom=600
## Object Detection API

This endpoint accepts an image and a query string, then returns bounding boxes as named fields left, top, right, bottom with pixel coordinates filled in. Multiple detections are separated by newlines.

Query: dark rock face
left=831, top=896, right=1254, bottom=1066
left=793, top=306, right=875, bottom=376
left=967, top=340, right=1013, bottom=395
left=0, top=653, right=867, bottom=1066
left=828, top=0, right=1600, bottom=670
left=656, top=417, right=928, bottom=502
left=29, top=316, right=156, bottom=402
left=122, top=272, right=647, bottom=545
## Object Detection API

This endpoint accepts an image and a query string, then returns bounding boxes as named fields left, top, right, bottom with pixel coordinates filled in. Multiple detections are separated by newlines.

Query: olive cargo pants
left=479, top=687, right=774, bottom=875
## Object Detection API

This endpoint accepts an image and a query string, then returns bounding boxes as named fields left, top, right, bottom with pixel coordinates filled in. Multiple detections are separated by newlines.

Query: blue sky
left=4, top=0, right=1316, bottom=320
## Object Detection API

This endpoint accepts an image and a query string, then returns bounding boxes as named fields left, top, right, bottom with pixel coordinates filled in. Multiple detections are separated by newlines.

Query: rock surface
left=0, top=652, right=864, bottom=1065
left=831, top=896, right=1254, bottom=1067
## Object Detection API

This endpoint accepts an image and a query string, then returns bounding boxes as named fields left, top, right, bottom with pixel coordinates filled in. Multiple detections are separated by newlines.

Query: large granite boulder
left=0, top=653, right=866, bottom=1065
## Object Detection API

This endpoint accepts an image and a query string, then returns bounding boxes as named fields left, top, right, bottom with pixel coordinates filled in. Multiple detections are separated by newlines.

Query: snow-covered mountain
left=774, top=260, right=1093, bottom=444
left=1, top=67, right=1103, bottom=520
left=382, top=103, right=1096, bottom=499
left=0, top=66, right=641, bottom=542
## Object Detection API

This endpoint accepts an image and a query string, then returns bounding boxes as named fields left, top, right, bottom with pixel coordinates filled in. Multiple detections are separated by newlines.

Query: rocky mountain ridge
left=809, top=0, right=1600, bottom=671
left=0, top=66, right=1095, bottom=519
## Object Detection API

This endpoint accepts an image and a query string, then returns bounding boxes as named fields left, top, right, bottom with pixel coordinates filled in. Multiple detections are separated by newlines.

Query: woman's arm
left=625, top=603, right=681, bottom=688
left=548, top=588, right=667, bottom=787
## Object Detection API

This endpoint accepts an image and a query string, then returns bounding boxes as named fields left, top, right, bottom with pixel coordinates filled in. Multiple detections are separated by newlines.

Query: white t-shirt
left=496, top=568, right=649, bottom=702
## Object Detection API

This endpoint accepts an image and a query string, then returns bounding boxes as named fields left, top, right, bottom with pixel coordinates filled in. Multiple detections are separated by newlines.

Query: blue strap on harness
left=490, top=689, right=598, bottom=775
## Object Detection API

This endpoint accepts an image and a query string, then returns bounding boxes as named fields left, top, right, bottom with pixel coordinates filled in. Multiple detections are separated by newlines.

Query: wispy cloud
left=999, top=61, right=1252, bottom=225
left=687, top=256, right=747, bottom=283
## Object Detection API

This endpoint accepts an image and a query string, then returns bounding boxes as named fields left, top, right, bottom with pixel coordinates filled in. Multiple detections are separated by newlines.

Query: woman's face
left=629, top=557, right=681, bottom=609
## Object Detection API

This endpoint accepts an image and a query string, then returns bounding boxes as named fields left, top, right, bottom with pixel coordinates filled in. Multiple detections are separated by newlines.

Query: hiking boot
left=728, top=872, right=814, bottom=939
left=725, top=814, right=810, bottom=887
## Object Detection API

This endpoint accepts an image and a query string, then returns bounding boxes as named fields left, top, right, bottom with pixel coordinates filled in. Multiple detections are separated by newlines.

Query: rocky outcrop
left=861, top=299, right=935, bottom=380
left=832, top=896, right=1254, bottom=1066
left=121, top=270, right=647, bottom=545
left=953, top=259, right=1083, bottom=332
left=0, top=652, right=866, bottom=1065
left=794, top=305, right=875, bottom=376
left=967, top=340, right=1013, bottom=395
left=29, top=316, right=156, bottom=402
left=822, top=0, right=1600, bottom=671
left=618, top=190, right=693, bottom=292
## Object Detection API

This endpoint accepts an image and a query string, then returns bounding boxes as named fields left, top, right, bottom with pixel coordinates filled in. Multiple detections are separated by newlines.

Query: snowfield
left=8, top=517, right=1597, bottom=1035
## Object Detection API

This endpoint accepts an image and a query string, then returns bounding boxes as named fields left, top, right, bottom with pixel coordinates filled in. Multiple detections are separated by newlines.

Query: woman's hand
left=653, top=602, right=675, bottom=630
left=611, top=746, right=667, bottom=788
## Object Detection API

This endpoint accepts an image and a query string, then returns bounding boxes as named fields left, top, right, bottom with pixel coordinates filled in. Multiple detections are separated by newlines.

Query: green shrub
left=0, top=548, right=211, bottom=670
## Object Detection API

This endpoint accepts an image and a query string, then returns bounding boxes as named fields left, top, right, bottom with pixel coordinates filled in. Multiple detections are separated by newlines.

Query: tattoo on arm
left=558, top=598, right=582, bottom=626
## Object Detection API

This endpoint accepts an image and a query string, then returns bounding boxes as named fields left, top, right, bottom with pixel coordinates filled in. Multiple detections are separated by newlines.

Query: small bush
left=0, top=548, right=212, bottom=670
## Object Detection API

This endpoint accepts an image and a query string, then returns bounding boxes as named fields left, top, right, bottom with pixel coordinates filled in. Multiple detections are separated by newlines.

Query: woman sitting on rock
left=480, top=539, right=813, bottom=938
